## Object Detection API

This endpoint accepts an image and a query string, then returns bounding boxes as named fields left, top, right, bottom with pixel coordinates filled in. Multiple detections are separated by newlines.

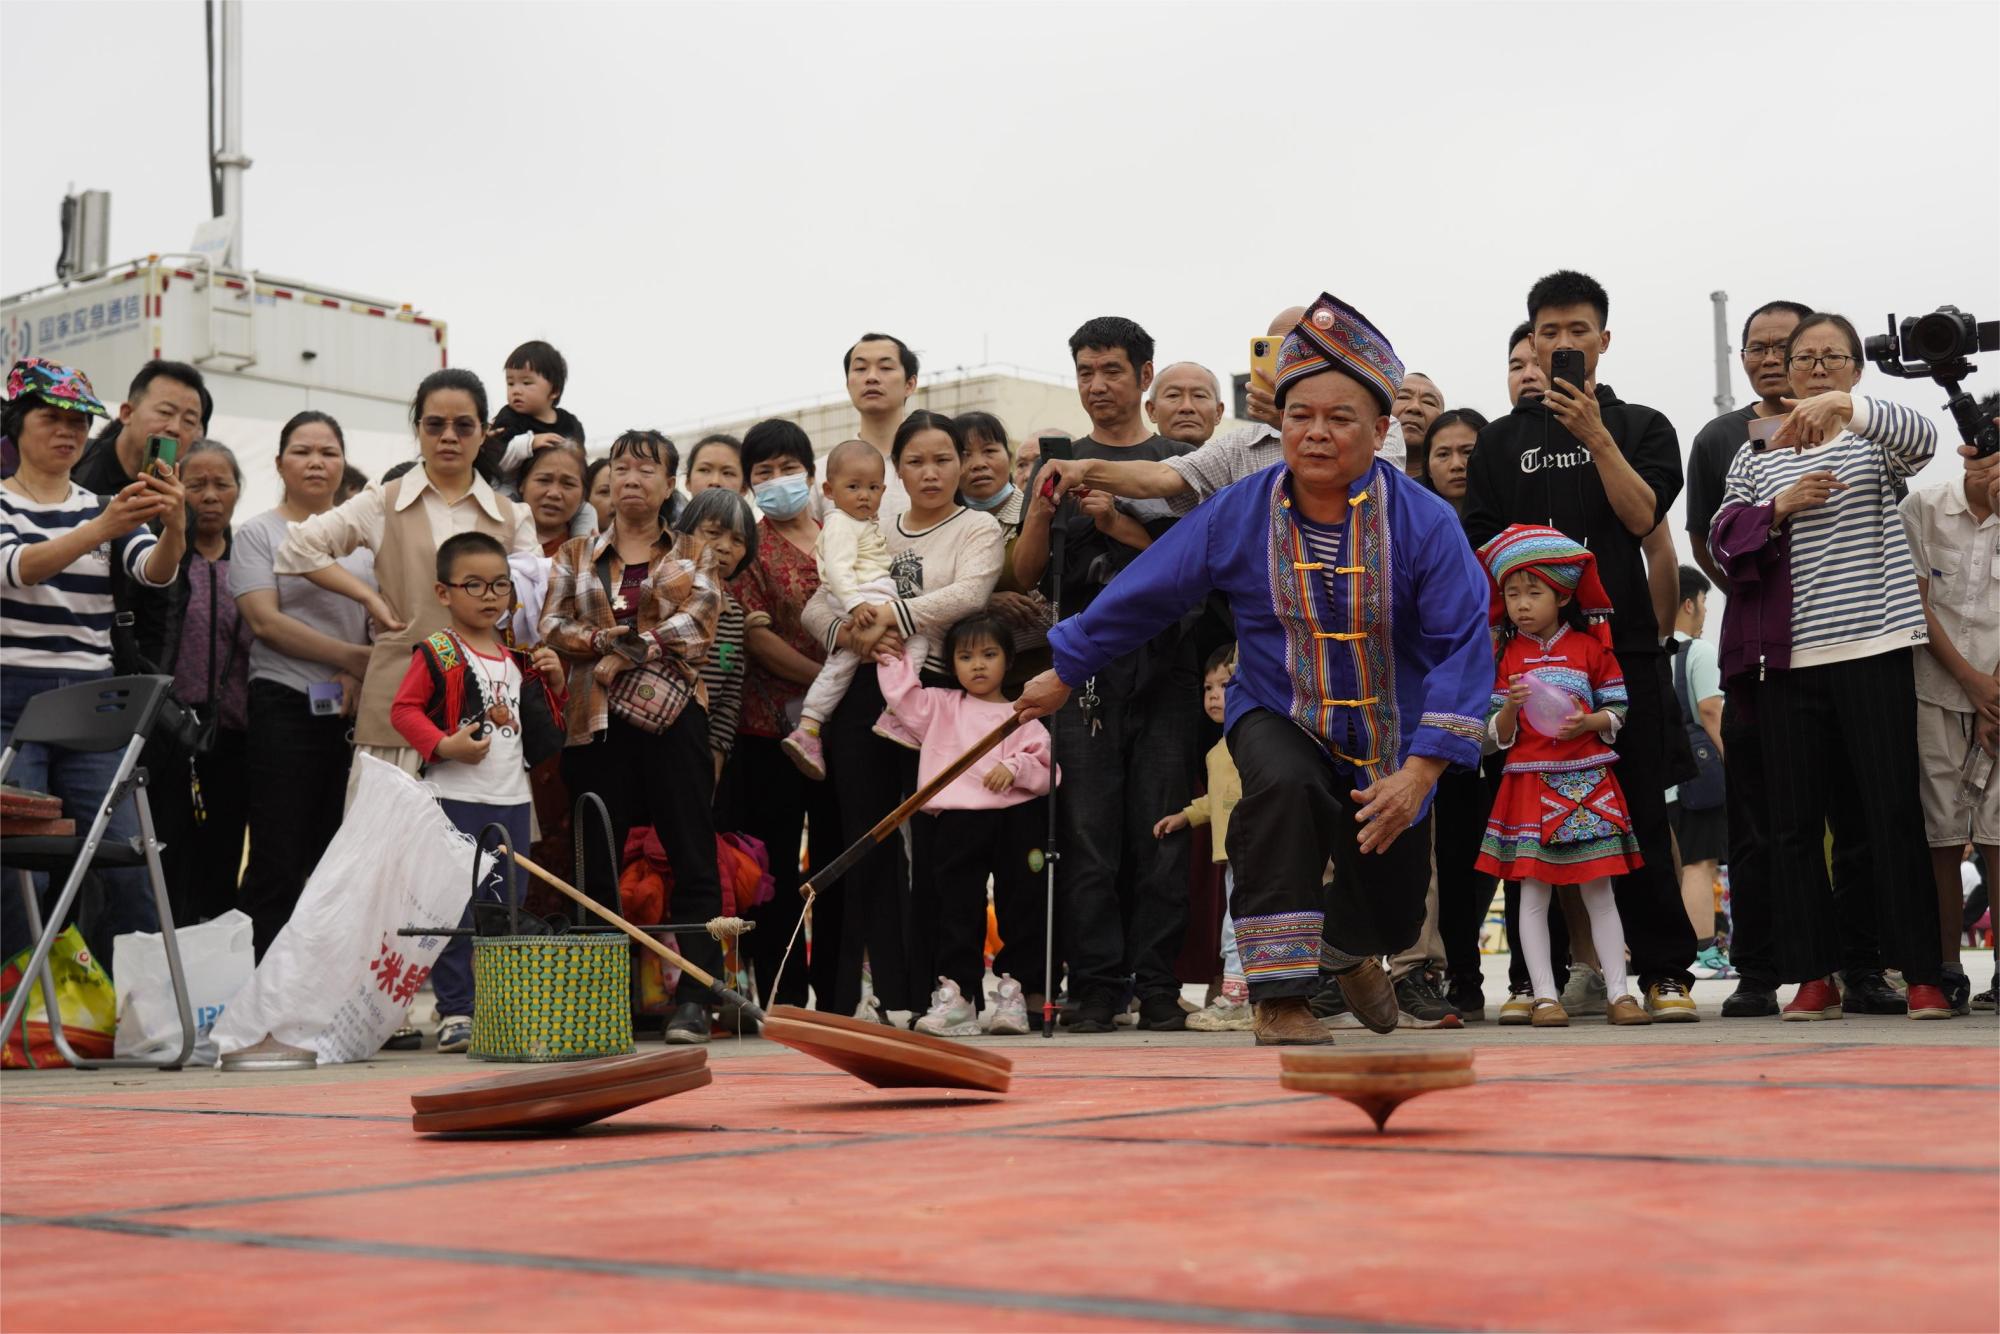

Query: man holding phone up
left=1035, top=305, right=1411, bottom=517
left=1462, top=268, right=1701, bottom=1022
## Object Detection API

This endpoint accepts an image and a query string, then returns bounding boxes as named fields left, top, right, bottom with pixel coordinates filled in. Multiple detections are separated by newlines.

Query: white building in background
left=667, top=364, right=1092, bottom=457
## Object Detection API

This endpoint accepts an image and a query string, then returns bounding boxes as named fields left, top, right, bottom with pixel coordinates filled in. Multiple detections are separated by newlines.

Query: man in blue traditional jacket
left=1014, top=293, right=1494, bottom=1045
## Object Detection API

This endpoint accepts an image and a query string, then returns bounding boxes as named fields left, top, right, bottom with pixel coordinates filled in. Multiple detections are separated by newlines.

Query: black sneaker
left=1840, top=970, right=1908, bottom=1015
left=1392, top=972, right=1462, bottom=1029
left=1973, top=981, right=1998, bottom=1012
left=1137, top=993, right=1188, bottom=1031
left=1307, top=982, right=1350, bottom=1022
left=1061, top=989, right=1118, bottom=1033
left=1941, top=970, right=1972, bottom=1017
left=664, top=1000, right=712, bottom=1044
left=1721, top=980, right=1780, bottom=1017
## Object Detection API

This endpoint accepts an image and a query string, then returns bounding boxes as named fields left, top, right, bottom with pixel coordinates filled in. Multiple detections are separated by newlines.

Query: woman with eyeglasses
left=540, top=429, right=726, bottom=1045
left=274, top=374, right=537, bottom=796
left=1709, top=311, right=1952, bottom=1022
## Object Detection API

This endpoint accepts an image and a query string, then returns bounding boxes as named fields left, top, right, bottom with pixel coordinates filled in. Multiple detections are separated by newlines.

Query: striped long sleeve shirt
left=1711, top=394, right=1935, bottom=670
left=1, top=483, right=170, bottom=674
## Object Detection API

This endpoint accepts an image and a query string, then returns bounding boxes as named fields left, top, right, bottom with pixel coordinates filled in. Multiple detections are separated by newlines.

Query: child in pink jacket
left=877, top=612, right=1055, bottom=1036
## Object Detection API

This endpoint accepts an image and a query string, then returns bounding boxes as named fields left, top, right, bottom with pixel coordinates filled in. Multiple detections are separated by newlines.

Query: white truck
left=2, top=253, right=448, bottom=514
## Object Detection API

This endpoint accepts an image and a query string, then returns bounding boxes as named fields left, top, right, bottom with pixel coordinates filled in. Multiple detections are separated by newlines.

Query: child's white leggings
left=1520, top=876, right=1628, bottom=1001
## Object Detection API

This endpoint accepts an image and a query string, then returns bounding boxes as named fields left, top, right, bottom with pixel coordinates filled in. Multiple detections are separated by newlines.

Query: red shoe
left=1781, top=977, right=1842, bottom=1021
left=1905, top=984, right=1952, bottom=1020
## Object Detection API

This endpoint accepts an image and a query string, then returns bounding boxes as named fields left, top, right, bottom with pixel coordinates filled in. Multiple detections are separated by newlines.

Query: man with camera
left=1012, top=315, right=1200, bottom=1034
left=1463, top=269, right=1701, bottom=1022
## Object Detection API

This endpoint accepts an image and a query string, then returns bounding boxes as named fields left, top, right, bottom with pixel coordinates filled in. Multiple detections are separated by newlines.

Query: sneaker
left=1721, top=980, right=1780, bottom=1017
left=1448, top=978, right=1486, bottom=1023
left=1530, top=998, right=1569, bottom=1027
left=1392, top=972, right=1462, bottom=1029
left=1061, top=989, right=1118, bottom=1034
left=1905, top=984, right=1953, bottom=1021
left=1186, top=996, right=1255, bottom=1031
left=854, top=981, right=887, bottom=1026
left=1137, top=992, right=1188, bottom=1031
left=780, top=726, right=826, bottom=781
left=1840, top=969, right=1908, bottom=1015
left=1939, top=970, right=1972, bottom=1017
left=435, top=1015, right=472, bottom=1053
left=1782, top=977, right=1843, bottom=1021
left=664, top=1000, right=713, bottom=1044
left=1497, top=983, right=1535, bottom=1026
left=871, top=708, right=922, bottom=750
left=984, top=975, right=1030, bottom=1035
left=914, top=977, right=982, bottom=1037
left=1606, top=995, right=1652, bottom=1026
left=1643, top=978, right=1700, bottom=1023
left=1308, top=983, right=1350, bottom=1025
left=383, top=1024, right=423, bottom=1052
left=1561, top=964, right=1608, bottom=1016
left=1973, top=981, right=1998, bottom=1012
left=1692, top=945, right=1736, bottom=979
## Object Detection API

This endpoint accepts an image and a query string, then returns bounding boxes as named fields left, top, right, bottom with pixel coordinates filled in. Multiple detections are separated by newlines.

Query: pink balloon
left=1521, top=674, right=1580, bottom=738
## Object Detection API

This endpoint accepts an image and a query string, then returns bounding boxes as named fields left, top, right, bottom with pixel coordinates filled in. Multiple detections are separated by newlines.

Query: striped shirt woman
left=1706, top=312, right=1951, bottom=1015
left=1, top=485, right=172, bottom=673
left=1714, top=393, right=1935, bottom=667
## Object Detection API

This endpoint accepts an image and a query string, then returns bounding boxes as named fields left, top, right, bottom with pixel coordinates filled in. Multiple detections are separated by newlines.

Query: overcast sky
left=5, top=0, right=1997, bottom=564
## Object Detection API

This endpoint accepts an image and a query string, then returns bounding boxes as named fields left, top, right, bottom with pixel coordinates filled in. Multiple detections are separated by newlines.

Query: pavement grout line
left=0, top=1212, right=1440, bottom=1333
left=988, top=1130, right=1999, bottom=1177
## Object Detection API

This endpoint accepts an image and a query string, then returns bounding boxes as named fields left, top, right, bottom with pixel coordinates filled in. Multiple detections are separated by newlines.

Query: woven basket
left=468, top=935, right=634, bottom=1063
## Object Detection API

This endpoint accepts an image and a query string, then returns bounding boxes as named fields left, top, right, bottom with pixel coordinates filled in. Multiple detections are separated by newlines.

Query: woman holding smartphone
left=231, top=411, right=381, bottom=958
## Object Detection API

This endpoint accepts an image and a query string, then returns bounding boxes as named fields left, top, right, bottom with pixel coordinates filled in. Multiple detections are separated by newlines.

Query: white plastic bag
left=210, top=754, right=487, bottom=1065
left=113, top=908, right=254, bottom=1066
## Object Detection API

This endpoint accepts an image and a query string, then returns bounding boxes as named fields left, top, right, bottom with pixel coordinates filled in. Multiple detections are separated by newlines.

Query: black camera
left=1863, top=306, right=1999, bottom=458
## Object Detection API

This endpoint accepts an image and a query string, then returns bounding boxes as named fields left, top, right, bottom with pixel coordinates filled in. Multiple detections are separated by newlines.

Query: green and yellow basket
left=468, top=934, right=634, bottom=1063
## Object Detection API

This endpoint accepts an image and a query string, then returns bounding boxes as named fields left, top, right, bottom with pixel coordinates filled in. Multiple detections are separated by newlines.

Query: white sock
left=1577, top=878, right=1630, bottom=998
left=1521, top=878, right=1559, bottom=1001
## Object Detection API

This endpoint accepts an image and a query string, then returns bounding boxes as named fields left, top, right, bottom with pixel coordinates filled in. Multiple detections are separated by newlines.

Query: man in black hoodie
left=1463, top=269, right=1700, bottom=1021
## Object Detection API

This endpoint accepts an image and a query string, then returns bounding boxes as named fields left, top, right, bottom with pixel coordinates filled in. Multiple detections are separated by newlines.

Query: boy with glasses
left=390, top=531, right=566, bottom=1053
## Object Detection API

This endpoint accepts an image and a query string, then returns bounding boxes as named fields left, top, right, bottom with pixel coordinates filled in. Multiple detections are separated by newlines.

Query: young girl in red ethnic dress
left=1473, top=524, right=1649, bottom=1028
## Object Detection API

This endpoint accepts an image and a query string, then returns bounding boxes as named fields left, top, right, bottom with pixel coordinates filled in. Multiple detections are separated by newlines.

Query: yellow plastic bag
left=2, top=926, right=117, bottom=1068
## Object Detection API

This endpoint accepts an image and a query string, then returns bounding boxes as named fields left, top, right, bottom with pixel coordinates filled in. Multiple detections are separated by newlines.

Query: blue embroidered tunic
left=1048, top=460, right=1491, bottom=817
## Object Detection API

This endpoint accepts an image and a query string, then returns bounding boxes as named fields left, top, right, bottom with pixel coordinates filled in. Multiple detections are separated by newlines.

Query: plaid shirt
left=540, top=529, right=722, bottom=743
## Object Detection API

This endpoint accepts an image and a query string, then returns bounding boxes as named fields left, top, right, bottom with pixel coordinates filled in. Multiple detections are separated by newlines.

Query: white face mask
left=962, top=481, right=1015, bottom=512
left=752, top=472, right=812, bottom=519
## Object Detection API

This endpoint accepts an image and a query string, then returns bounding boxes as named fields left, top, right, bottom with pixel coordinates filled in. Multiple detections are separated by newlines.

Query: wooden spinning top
left=409, top=1048, right=711, bottom=1134
left=761, top=1005, right=1011, bottom=1093
left=1278, top=1048, right=1474, bottom=1132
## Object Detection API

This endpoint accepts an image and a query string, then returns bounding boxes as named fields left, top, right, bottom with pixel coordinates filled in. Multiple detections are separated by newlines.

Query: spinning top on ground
left=409, top=1047, right=711, bottom=1135
left=761, top=1005, right=1012, bottom=1093
left=1278, top=1049, right=1474, bottom=1132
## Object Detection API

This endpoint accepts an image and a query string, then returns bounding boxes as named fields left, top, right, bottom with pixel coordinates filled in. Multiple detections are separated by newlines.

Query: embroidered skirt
left=1474, top=763, right=1643, bottom=884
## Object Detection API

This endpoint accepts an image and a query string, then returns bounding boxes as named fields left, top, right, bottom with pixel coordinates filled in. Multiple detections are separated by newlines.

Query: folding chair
left=0, top=675, right=195, bottom=1069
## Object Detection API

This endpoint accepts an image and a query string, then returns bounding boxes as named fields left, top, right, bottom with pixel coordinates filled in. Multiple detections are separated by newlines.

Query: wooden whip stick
left=766, top=715, right=1023, bottom=1003
left=510, top=850, right=765, bottom=1023
left=799, top=715, right=1022, bottom=901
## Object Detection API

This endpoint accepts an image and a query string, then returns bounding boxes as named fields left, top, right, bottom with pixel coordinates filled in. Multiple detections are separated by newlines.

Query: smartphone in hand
left=145, top=435, right=180, bottom=474
left=1249, top=337, right=1280, bottom=390
left=1550, top=349, right=1586, bottom=395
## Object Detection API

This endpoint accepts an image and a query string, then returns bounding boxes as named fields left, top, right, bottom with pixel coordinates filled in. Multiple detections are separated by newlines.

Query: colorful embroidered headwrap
left=1477, top=523, right=1614, bottom=646
left=6, top=358, right=108, bottom=418
left=1274, top=292, right=1404, bottom=414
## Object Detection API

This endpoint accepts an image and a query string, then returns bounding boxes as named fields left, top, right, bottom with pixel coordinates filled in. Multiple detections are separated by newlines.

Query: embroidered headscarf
left=1477, top=523, right=1614, bottom=646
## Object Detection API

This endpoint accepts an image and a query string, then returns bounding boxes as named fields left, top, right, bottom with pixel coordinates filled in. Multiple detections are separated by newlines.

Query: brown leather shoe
left=1606, top=995, right=1652, bottom=1025
left=1531, top=998, right=1570, bottom=1027
left=1254, top=998, right=1333, bottom=1045
left=1334, top=960, right=1400, bottom=1034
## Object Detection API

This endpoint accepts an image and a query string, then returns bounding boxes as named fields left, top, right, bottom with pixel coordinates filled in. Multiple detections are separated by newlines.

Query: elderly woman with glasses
left=275, top=369, right=537, bottom=799
left=1710, top=311, right=1952, bottom=1022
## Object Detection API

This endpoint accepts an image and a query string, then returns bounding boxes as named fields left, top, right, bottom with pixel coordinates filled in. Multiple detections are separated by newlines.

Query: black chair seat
left=0, top=835, right=149, bottom=872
